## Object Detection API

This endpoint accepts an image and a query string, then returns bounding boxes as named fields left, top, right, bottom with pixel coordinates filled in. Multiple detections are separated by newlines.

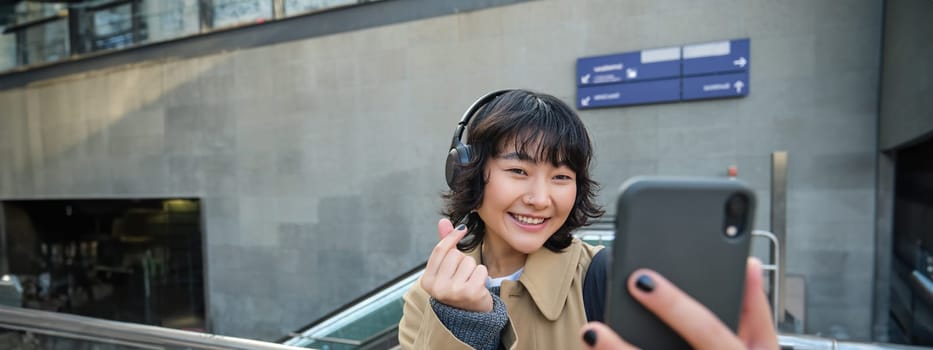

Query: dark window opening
left=1, top=198, right=205, bottom=332
left=890, top=136, right=933, bottom=345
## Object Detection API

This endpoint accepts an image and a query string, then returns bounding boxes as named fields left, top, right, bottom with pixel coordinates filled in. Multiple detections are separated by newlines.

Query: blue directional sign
left=682, top=39, right=750, bottom=76
left=575, top=38, right=750, bottom=109
left=577, top=79, right=680, bottom=109
left=682, top=72, right=749, bottom=100
left=576, top=46, right=681, bottom=86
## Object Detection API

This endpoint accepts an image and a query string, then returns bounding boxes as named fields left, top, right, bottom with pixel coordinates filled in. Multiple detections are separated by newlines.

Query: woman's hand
left=580, top=258, right=779, bottom=350
left=420, top=218, right=493, bottom=313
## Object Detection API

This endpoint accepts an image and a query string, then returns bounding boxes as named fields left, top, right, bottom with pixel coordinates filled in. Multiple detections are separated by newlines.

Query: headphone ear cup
left=445, top=143, right=472, bottom=188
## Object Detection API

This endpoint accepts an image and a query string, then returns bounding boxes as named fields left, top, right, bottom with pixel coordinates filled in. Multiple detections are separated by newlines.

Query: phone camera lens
left=727, top=194, right=748, bottom=217
left=723, top=193, right=750, bottom=239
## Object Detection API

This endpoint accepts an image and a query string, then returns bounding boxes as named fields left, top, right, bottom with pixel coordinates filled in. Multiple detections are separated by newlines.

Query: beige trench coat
left=399, top=238, right=603, bottom=349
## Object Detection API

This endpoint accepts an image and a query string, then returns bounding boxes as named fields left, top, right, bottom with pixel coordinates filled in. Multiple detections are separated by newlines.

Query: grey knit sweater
left=430, top=286, right=509, bottom=350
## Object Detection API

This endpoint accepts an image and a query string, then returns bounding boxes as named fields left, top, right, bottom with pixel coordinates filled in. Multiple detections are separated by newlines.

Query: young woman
left=398, top=89, right=780, bottom=350
left=399, top=89, right=605, bottom=349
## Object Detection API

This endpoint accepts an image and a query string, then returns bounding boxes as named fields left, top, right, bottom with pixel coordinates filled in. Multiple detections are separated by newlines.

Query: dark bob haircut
left=443, top=89, right=604, bottom=253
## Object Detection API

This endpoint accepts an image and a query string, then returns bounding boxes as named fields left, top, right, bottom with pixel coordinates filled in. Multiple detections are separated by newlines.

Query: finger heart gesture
left=420, top=219, right=494, bottom=313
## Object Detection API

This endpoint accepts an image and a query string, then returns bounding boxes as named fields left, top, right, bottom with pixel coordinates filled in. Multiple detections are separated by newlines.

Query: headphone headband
left=450, top=89, right=513, bottom=149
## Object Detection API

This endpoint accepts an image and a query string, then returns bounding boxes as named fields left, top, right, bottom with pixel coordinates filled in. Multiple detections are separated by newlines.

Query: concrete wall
left=0, top=0, right=884, bottom=341
left=879, top=0, right=933, bottom=150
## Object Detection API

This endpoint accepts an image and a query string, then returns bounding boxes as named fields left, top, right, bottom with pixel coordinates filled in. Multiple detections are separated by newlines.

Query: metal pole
left=131, top=0, right=141, bottom=45
left=0, top=304, right=309, bottom=350
left=15, top=30, right=24, bottom=65
left=0, top=203, right=7, bottom=275
left=272, top=0, right=285, bottom=19
left=771, top=151, right=788, bottom=324
left=66, top=5, right=81, bottom=56
left=197, top=0, right=213, bottom=32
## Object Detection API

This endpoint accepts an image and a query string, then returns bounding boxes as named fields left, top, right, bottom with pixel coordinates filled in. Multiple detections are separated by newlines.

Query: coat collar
left=469, top=239, right=583, bottom=321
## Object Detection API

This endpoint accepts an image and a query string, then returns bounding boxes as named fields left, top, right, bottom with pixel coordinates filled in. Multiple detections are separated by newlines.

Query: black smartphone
left=605, top=176, right=755, bottom=349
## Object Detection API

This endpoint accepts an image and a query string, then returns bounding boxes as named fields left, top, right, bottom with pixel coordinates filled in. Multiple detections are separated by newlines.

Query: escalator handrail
left=288, top=323, right=400, bottom=348
left=0, top=304, right=309, bottom=350
left=909, top=270, right=933, bottom=308
left=280, top=261, right=427, bottom=344
left=284, top=269, right=423, bottom=347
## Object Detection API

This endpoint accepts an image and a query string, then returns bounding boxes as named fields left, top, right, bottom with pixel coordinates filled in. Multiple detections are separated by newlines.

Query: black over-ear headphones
left=445, top=89, right=513, bottom=188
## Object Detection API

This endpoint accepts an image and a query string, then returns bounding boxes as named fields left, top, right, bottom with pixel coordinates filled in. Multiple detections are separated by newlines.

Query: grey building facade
left=0, top=0, right=929, bottom=343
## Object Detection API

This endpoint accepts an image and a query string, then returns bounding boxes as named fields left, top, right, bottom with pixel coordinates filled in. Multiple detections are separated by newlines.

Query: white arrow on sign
left=581, top=74, right=591, bottom=84
left=733, top=80, right=745, bottom=93
left=581, top=96, right=591, bottom=107
left=733, top=56, right=747, bottom=68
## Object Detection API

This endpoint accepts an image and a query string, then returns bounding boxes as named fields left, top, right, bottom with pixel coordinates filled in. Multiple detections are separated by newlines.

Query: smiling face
left=475, top=142, right=578, bottom=255
left=443, top=90, right=603, bottom=255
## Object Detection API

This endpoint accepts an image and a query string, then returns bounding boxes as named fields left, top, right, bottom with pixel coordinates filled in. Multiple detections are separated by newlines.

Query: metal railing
left=0, top=302, right=923, bottom=350
left=577, top=226, right=785, bottom=327
left=778, top=334, right=929, bottom=350
left=0, top=304, right=311, bottom=350
left=753, top=229, right=782, bottom=327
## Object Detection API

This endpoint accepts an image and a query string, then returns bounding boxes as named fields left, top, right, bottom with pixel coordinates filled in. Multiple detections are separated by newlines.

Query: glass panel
left=286, top=272, right=420, bottom=349
left=0, top=31, right=15, bottom=71
left=303, top=297, right=403, bottom=349
left=0, top=0, right=389, bottom=72
left=92, top=4, right=134, bottom=51
left=284, top=0, right=357, bottom=16
left=21, top=18, right=69, bottom=66
left=14, top=2, right=66, bottom=23
left=212, top=0, right=273, bottom=29
left=137, top=0, right=200, bottom=44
